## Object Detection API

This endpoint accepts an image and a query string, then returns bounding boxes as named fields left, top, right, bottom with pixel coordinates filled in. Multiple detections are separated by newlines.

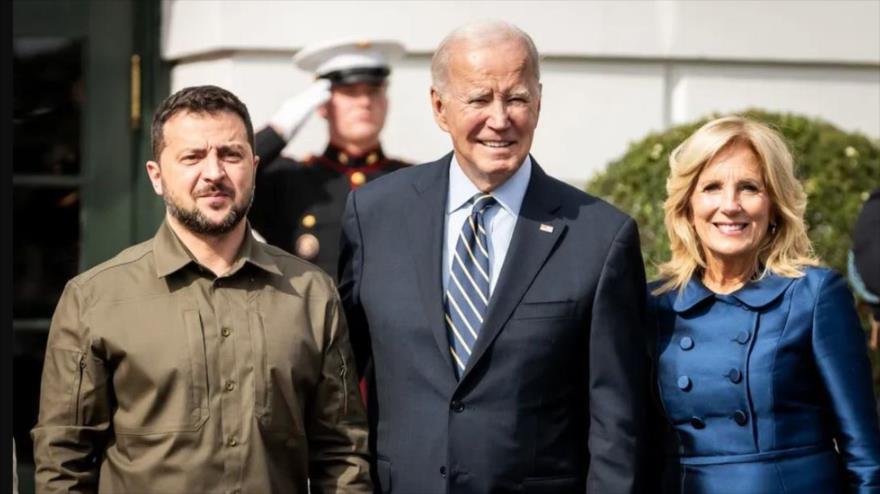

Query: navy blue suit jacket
left=339, top=154, right=649, bottom=493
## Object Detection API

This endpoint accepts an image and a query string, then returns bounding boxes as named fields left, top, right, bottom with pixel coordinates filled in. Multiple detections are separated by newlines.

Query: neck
left=702, top=256, right=757, bottom=294
left=165, top=214, right=246, bottom=276
left=329, top=137, right=379, bottom=157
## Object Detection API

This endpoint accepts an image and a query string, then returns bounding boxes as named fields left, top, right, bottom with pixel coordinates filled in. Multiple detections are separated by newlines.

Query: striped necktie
left=445, top=193, right=496, bottom=378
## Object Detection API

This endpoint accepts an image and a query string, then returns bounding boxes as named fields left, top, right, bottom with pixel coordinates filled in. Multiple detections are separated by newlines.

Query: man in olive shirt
left=32, top=85, right=371, bottom=493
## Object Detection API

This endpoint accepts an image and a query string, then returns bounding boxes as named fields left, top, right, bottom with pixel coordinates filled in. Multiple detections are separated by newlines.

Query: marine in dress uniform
left=249, top=39, right=410, bottom=278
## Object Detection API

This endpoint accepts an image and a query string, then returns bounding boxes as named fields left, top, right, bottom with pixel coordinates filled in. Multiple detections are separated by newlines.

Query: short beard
left=163, top=184, right=254, bottom=236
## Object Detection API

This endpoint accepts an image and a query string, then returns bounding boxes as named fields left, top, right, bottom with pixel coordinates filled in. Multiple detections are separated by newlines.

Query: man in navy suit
left=339, top=20, right=649, bottom=493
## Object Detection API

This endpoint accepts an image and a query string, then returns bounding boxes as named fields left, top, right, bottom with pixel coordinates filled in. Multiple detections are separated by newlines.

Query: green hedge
left=586, top=109, right=880, bottom=281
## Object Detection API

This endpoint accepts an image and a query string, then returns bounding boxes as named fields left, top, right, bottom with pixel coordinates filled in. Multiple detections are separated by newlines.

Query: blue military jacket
left=649, top=267, right=880, bottom=493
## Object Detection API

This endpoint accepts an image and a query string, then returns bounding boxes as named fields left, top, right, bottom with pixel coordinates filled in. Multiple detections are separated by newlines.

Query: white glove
left=268, top=79, right=332, bottom=141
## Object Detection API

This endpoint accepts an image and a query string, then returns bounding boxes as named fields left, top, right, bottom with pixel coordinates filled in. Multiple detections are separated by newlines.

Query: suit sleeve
left=587, top=217, right=649, bottom=494
left=305, top=285, right=372, bottom=493
left=338, top=191, right=372, bottom=377
left=811, top=270, right=880, bottom=491
left=31, top=281, right=112, bottom=494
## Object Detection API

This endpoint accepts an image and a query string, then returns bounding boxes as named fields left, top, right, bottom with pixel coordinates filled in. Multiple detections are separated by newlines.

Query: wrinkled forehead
left=447, top=38, right=538, bottom=87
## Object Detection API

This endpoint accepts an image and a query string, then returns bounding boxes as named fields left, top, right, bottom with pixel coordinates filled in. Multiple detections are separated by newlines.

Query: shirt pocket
left=113, top=308, right=210, bottom=434
left=249, top=310, right=305, bottom=437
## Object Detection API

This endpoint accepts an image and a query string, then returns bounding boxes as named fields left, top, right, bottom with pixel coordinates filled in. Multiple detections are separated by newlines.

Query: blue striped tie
left=445, top=193, right=496, bottom=378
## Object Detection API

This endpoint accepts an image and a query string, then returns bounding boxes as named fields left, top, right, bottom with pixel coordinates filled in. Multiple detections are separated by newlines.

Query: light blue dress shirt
left=442, top=154, right=532, bottom=297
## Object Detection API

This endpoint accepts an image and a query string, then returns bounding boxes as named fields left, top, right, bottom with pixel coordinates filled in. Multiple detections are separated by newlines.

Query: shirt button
left=679, top=336, right=694, bottom=351
left=227, top=437, right=238, bottom=447
left=727, top=368, right=743, bottom=383
left=734, top=410, right=749, bottom=426
left=451, top=400, right=465, bottom=413
left=734, top=330, right=751, bottom=344
left=221, top=328, right=231, bottom=338
left=440, top=466, right=447, bottom=478
left=690, top=417, right=706, bottom=429
left=224, top=380, right=236, bottom=392
left=677, top=376, right=692, bottom=391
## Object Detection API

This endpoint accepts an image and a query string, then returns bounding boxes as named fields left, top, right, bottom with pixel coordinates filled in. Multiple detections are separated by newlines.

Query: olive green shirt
left=32, top=221, right=371, bottom=493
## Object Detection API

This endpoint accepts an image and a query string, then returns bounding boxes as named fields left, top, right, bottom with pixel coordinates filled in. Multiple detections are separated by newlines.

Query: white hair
left=431, top=20, right=541, bottom=94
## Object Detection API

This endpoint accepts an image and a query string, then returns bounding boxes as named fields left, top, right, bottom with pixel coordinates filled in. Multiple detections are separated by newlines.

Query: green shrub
left=586, top=109, right=880, bottom=281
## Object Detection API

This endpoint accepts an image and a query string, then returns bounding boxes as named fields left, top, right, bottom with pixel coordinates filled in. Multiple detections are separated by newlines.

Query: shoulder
left=71, top=238, right=155, bottom=289
left=257, top=241, right=339, bottom=299
left=553, top=176, right=632, bottom=225
left=646, top=279, right=677, bottom=312
left=63, top=239, right=157, bottom=307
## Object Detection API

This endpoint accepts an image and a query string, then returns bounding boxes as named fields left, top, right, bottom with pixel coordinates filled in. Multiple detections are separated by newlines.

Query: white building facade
left=162, top=0, right=880, bottom=186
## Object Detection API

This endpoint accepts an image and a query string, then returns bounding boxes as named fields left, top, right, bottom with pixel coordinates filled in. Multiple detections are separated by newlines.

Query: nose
left=486, top=100, right=510, bottom=130
left=719, top=187, right=742, bottom=214
left=202, top=151, right=227, bottom=181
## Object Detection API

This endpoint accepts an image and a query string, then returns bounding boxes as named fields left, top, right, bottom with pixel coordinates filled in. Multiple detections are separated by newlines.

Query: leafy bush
left=586, top=109, right=880, bottom=281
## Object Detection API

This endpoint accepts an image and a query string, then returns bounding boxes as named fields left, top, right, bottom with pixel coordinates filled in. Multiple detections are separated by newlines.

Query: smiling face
left=146, top=110, right=258, bottom=236
left=689, top=140, right=773, bottom=274
left=320, top=82, right=388, bottom=152
left=431, top=37, right=541, bottom=191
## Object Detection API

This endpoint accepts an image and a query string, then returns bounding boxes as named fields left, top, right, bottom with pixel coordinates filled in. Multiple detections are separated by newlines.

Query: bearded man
left=31, top=85, right=371, bottom=493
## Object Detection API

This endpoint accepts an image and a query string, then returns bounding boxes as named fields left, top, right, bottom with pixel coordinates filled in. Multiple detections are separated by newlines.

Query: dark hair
left=151, top=85, right=255, bottom=160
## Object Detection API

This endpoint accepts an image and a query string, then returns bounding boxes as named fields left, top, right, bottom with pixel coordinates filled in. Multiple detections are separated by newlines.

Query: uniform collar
left=672, top=271, right=795, bottom=313
left=153, top=220, right=283, bottom=278
left=322, top=143, right=385, bottom=168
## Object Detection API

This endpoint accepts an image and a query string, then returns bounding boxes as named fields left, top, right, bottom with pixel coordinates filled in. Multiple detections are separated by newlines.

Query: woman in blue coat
left=649, top=115, right=880, bottom=493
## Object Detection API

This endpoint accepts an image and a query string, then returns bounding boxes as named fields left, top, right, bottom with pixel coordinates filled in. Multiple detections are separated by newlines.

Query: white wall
left=163, top=0, right=880, bottom=186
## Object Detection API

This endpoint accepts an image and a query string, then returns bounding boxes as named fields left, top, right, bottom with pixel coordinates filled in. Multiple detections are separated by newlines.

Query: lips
left=714, top=222, right=748, bottom=234
left=479, top=140, right=514, bottom=148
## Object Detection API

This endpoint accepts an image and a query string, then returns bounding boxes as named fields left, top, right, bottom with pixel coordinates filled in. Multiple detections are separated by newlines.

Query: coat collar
left=672, top=271, right=795, bottom=313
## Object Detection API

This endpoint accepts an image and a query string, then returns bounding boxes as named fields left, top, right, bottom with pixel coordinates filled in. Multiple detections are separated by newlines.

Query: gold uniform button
left=338, top=152, right=349, bottom=165
left=366, top=152, right=378, bottom=165
left=295, top=233, right=320, bottom=260
left=301, top=214, right=317, bottom=228
left=350, top=171, right=366, bottom=187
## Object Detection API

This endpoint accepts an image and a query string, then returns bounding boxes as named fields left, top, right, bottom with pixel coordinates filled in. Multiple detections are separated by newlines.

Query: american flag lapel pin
left=539, top=224, right=554, bottom=233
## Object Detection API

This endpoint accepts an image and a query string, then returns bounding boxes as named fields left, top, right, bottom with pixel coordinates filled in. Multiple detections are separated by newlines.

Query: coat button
left=734, top=410, right=748, bottom=426
left=690, top=417, right=706, bottom=429
left=679, top=336, right=694, bottom=351
left=677, top=376, right=692, bottom=391
left=440, top=466, right=447, bottom=478
left=224, top=380, right=236, bottom=392
left=451, top=401, right=465, bottom=413
left=221, top=328, right=231, bottom=338
left=734, top=331, right=751, bottom=344
left=727, top=368, right=742, bottom=383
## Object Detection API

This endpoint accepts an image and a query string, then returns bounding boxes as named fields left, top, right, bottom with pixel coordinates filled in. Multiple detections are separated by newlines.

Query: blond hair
left=655, top=115, right=818, bottom=294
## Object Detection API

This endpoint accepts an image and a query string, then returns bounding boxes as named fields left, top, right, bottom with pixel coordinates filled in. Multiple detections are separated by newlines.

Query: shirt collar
left=672, top=271, right=795, bottom=313
left=153, top=220, right=283, bottom=278
left=446, top=154, right=532, bottom=216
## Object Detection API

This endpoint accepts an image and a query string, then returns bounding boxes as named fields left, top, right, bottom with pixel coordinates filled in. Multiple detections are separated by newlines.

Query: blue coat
left=649, top=267, right=880, bottom=493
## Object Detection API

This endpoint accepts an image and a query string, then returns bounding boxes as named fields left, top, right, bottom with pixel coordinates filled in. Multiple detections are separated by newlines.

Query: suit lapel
left=405, top=154, right=455, bottom=370
left=461, top=161, right=565, bottom=382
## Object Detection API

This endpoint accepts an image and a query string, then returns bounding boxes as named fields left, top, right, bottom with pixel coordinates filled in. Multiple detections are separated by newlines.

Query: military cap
left=293, top=38, right=405, bottom=86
